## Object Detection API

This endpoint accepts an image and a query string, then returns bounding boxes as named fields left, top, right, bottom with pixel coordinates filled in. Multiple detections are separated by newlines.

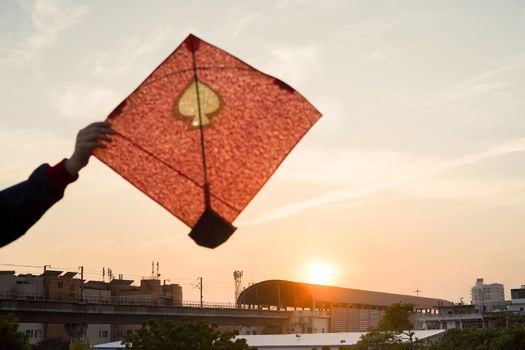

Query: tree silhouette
left=0, top=314, right=30, bottom=350
left=124, top=318, right=250, bottom=350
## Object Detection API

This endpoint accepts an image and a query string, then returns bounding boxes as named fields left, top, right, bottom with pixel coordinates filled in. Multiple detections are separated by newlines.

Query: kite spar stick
left=186, top=35, right=236, bottom=248
left=189, top=40, right=211, bottom=209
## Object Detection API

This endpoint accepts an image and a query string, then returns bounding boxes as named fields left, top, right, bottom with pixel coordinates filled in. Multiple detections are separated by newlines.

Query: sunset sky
left=1, top=0, right=524, bottom=304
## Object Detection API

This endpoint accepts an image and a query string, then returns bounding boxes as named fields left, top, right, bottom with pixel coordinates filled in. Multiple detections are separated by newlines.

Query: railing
left=418, top=313, right=483, bottom=320
left=0, top=291, right=248, bottom=310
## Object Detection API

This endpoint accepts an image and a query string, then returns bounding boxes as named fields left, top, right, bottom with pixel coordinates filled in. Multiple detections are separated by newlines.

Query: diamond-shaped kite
left=94, top=34, right=321, bottom=248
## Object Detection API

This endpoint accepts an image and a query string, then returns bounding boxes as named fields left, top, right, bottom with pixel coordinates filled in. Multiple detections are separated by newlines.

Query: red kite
left=94, top=34, right=321, bottom=248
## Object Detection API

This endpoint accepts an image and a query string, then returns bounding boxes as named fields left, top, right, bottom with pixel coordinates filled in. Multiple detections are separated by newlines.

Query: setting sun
left=305, top=262, right=335, bottom=285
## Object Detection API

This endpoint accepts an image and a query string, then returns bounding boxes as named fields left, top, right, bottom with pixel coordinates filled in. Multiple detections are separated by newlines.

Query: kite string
left=190, top=42, right=211, bottom=209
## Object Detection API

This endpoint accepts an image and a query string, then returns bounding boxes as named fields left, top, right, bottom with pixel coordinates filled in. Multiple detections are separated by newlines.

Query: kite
left=94, top=34, right=321, bottom=248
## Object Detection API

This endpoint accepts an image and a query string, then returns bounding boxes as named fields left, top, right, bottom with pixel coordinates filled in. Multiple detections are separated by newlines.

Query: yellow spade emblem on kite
left=173, top=79, right=223, bottom=129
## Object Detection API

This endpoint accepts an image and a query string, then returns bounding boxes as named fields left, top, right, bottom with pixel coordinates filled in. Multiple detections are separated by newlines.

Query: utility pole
left=79, top=266, right=84, bottom=302
left=198, top=277, right=203, bottom=308
left=43, top=265, right=51, bottom=299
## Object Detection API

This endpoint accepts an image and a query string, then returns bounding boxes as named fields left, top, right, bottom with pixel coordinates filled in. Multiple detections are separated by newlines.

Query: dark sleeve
left=0, top=160, right=78, bottom=248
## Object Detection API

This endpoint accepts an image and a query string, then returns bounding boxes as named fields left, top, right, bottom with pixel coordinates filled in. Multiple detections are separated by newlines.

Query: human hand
left=65, top=121, right=114, bottom=177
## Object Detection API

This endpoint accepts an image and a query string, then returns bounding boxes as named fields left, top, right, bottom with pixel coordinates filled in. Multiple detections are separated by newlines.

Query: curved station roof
left=237, top=280, right=452, bottom=310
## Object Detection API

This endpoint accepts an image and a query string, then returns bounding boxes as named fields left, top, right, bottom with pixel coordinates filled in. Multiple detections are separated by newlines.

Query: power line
left=0, top=263, right=43, bottom=269
left=0, top=262, right=234, bottom=290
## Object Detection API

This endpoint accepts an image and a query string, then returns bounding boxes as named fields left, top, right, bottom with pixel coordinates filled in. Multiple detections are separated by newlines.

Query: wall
left=83, top=287, right=111, bottom=303
left=288, top=310, right=330, bottom=334
left=85, top=324, right=112, bottom=345
left=44, top=276, right=81, bottom=300
left=19, top=323, right=45, bottom=345
left=0, top=273, right=16, bottom=294
left=331, top=305, right=385, bottom=332
left=111, top=324, right=141, bottom=341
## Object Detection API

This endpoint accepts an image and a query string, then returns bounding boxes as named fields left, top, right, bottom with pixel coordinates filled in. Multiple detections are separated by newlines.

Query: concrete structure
left=419, top=304, right=484, bottom=330
left=288, top=309, right=330, bottom=334
left=471, top=278, right=505, bottom=312
left=85, top=324, right=112, bottom=345
left=419, top=283, right=525, bottom=330
left=0, top=270, right=183, bottom=346
left=0, top=271, right=45, bottom=298
left=83, top=278, right=183, bottom=306
left=18, top=323, right=45, bottom=345
left=43, top=270, right=81, bottom=300
left=510, top=285, right=525, bottom=313
left=238, top=280, right=452, bottom=333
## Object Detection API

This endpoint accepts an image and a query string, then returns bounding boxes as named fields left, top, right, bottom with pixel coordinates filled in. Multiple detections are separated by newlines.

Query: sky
left=1, top=0, right=524, bottom=304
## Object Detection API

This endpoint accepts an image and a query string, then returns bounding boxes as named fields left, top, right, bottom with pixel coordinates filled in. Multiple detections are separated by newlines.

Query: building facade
left=237, top=279, right=452, bottom=334
left=0, top=270, right=183, bottom=346
left=509, top=285, right=525, bottom=313
left=471, top=278, right=505, bottom=311
left=419, top=280, right=525, bottom=331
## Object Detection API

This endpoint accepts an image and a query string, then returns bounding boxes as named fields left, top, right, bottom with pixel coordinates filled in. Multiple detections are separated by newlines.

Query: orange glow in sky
left=305, top=262, right=335, bottom=285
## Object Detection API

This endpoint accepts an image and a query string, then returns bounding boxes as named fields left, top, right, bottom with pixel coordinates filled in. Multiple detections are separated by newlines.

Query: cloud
left=403, top=58, right=525, bottom=107
left=2, top=0, right=88, bottom=65
left=87, top=26, right=173, bottom=77
left=0, top=125, right=71, bottom=186
left=338, top=12, right=436, bottom=44
left=55, top=28, right=176, bottom=121
left=55, top=85, right=119, bottom=120
left=25, top=0, right=88, bottom=50
left=447, top=138, right=525, bottom=168
left=232, top=13, right=259, bottom=38
left=401, top=177, right=525, bottom=204
left=239, top=138, right=525, bottom=225
left=258, top=45, right=321, bottom=86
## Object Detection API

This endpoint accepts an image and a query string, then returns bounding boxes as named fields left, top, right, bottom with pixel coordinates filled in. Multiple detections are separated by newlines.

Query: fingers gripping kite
left=94, top=34, right=321, bottom=248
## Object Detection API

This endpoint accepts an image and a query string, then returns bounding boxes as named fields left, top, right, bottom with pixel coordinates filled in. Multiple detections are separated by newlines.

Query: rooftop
left=238, top=280, right=453, bottom=309
left=94, top=330, right=446, bottom=349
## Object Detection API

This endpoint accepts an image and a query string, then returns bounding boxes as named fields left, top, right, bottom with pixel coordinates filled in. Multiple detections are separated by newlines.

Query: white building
left=418, top=304, right=484, bottom=330
left=94, top=330, right=446, bottom=350
left=471, top=278, right=504, bottom=312
left=18, top=323, right=45, bottom=345
left=509, top=285, right=525, bottom=313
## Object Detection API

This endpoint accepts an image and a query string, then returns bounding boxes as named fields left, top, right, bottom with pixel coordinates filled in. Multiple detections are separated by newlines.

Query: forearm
left=0, top=161, right=77, bottom=247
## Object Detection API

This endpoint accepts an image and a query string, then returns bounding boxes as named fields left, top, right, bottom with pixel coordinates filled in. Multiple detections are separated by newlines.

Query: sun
left=305, top=262, right=335, bottom=285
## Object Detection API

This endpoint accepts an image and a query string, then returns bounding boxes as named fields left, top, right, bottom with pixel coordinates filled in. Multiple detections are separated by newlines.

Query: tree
left=354, top=303, right=418, bottom=350
left=124, top=318, right=251, bottom=350
left=377, top=303, right=416, bottom=342
left=0, top=313, right=31, bottom=350
left=429, top=325, right=525, bottom=350
left=354, top=329, right=411, bottom=350
left=496, top=325, right=525, bottom=350
left=69, top=340, right=89, bottom=350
